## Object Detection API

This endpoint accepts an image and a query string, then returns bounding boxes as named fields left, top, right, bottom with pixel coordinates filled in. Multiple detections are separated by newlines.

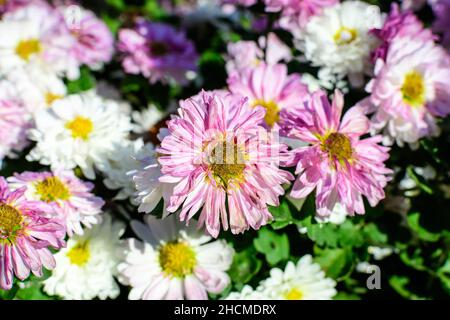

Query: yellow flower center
left=65, top=116, right=93, bottom=140
left=45, top=92, right=63, bottom=106
left=0, top=204, right=22, bottom=238
left=15, top=39, right=42, bottom=61
left=150, top=42, right=169, bottom=56
left=67, top=241, right=91, bottom=266
left=208, top=141, right=246, bottom=189
left=322, top=132, right=353, bottom=163
left=252, top=99, right=280, bottom=127
left=401, top=71, right=426, bottom=107
left=333, top=27, right=358, bottom=45
left=35, top=176, right=70, bottom=203
left=285, top=288, right=304, bottom=300
left=159, top=241, right=197, bottom=278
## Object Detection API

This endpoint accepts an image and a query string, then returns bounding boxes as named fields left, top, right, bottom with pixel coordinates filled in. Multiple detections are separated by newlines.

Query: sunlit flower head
left=156, top=90, right=293, bottom=237
left=361, top=36, right=450, bottom=147
left=43, top=214, right=124, bottom=300
left=8, top=169, right=104, bottom=236
left=281, top=90, right=392, bottom=217
left=302, top=1, right=383, bottom=77
left=0, top=177, right=65, bottom=290
left=0, top=2, right=79, bottom=79
left=118, top=20, right=198, bottom=84
left=27, top=91, right=132, bottom=179
left=118, top=215, right=234, bottom=300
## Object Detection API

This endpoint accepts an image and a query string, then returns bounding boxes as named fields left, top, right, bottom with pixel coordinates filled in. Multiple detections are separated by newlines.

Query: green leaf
left=407, top=212, right=440, bottom=242
left=314, top=247, right=354, bottom=279
left=399, top=248, right=427, bottom=272
left=66, top=67, right=95, bottom=94
left=389, top=275, right=425, bottom=300
left=253, top=228, right=290, bottom=266
left=228, top=248, right=262, bottom=286
left=406, top=166, right=433, bottom=195
left=363, top=223, right=388, bottom=245
left=269, top=200, right=294, bottom=230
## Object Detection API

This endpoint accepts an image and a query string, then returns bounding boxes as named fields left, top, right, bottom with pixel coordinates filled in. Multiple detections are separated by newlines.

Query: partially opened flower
left=0, top=177, right=65, bottom=290
left=118, top=20, right=198, bottom=84
left=43, top=214, right=124, bottom=300
left=0, top=79, right=31, bottom=161
left=157, top=91, right=293, bottom=237
left=361, top=36, right=450, bottom=147
left=281, top=90, right=392, bottom=217
left=8, top=169, right=104, bottom=236
left=228, top=62, right=309, bottom=127
left=27, top=91, right=132, bottom=179
left=118, top=215, right=234, bottom=300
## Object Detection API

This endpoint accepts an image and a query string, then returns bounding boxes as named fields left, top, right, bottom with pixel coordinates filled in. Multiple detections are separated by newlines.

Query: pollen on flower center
left=15, top=39, right=42, bottom=61
left=65, top=116, right=94, bottom=140
left=252, top=99, right=280, bottom=127
left=45, top=92, right=63, bottom=106
left=150, top=42, right=169, bottom=56
left=159, top=241, right=197, bottom=278
left=333, top=27, right=358, bottom=45
left=285, top=287, right=304, bottom=300
left=35, top=176, right=70, bottom=202
left=0, top=204, right=22, bottom=237
left=401, top=71, right=426, bottom=107
left=322, top=132, right=353, bottom=162
left=67, top=241, right=91, bottom=266
left=208, top=141, right=246, bottom=188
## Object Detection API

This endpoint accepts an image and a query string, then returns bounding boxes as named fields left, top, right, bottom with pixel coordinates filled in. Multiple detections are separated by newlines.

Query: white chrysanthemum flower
left=302, top=1, right=383, bottom=78
left=43, top=214, right=125, bottom=300
left=27, top=91, right=132, bottom=179
left=257, top=255, right=337, bottom=300
left=118, top=215, right=234, bottom=300
left=99, top=138, right=150, bottom=202
left=131, top=104, right=167, bottom=134
left=224, top=285, right=268, bottom=300
left=0, top=2, right=78, bottom=79
left=8, top=64, right=66, bottom=114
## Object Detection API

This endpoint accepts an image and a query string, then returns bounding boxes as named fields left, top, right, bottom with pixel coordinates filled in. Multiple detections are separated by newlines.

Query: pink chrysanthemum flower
left=0, top=177, right=65, bottom=290
left=265, top=0, right=338, bottom=31
left=360, top=36, right=450, bottom=147
left=157, top=91, right=293, bottom=237
left=0, top=79, right=31, bottom=161
left=0, top=0, right=31, bottom=14
left=118, top=20, right=198, bottom=84
left=370, top=3, right=435, bottom=62
left=8, top=170, right=104, bottom=236
left=228, top=62, right=308, bottom=127
left=281, top=90, right=392, bottom=217
left=59, top=5, right=114, bottom=68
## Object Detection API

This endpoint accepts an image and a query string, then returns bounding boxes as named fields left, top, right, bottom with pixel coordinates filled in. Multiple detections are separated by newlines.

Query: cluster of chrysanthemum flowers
left=0, top=0, right=449, bottom=301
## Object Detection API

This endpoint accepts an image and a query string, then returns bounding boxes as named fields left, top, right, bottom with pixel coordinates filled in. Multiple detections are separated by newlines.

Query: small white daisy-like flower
left=257, top=255, right=337, bottom=300
left=27, top=91, right=132, bottom=179
left=0, top=2, right=78, bottom=79
left=99, top=138, right=151, bottom=202
left=8, top=64, right=67, bottom=114
left=43, top=214, right=125, bottom=300
left=118, top=215, right=234, bottom=300
left=302, top=1, right=383, bottom=78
